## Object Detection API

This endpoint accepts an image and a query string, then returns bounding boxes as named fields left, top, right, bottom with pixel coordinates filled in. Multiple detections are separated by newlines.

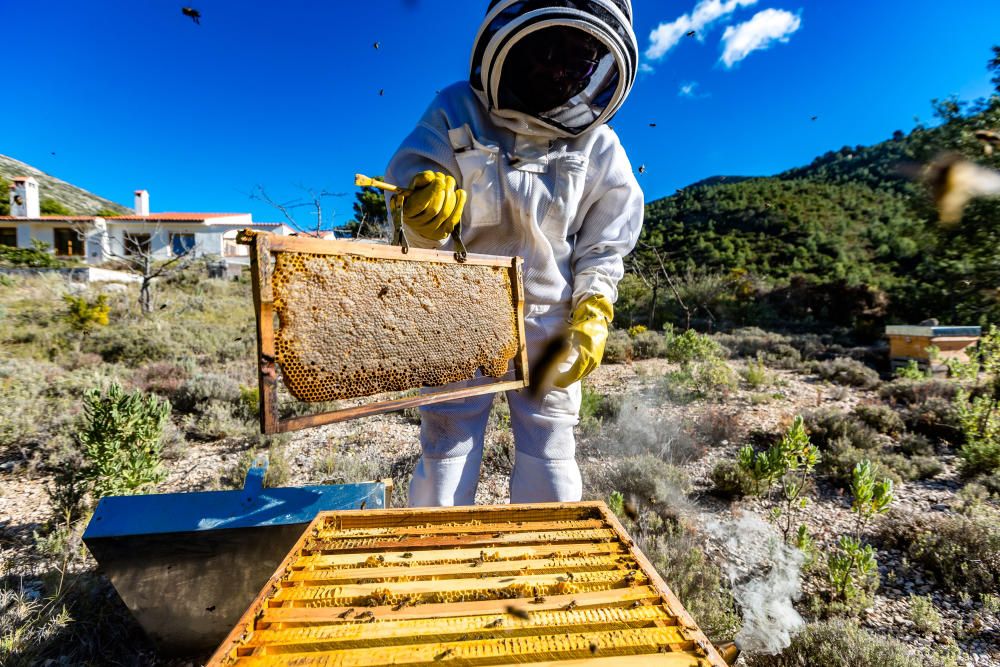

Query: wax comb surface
left=272, top=252, right=519, bottom=402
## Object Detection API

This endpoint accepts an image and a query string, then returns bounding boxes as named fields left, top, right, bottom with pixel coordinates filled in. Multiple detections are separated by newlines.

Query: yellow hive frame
left=238, top=231, right=529, bottom=434
left=207, top=502, right=728, bottom=666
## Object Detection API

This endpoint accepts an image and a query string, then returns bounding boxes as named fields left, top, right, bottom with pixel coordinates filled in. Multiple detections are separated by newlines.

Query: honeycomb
left=270, top=252, right=519, bottom=402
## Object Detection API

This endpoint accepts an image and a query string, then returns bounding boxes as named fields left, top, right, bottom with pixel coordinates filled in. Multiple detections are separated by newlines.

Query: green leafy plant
left=895, top=359, right=927, bottom=380
left=607, top=490, right=625, bottom=517
left=826, top=535, right=878, bottom=601
left=738, top=416, right=820, bottom=542
left=663, top=327, right=723, bottom=364
left=908, top=594, right=942, bottom=634
left=850, top=459, right=894, bottom=539
left=0, top=239, right=63, bottom=268
left=740, top=356, right=771, bottom=389
left=78, top=383, right=170, bottom=498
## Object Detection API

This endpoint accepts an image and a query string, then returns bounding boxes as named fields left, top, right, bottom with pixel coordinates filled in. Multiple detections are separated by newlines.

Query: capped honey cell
left=270, top=251, right=520, bottom=403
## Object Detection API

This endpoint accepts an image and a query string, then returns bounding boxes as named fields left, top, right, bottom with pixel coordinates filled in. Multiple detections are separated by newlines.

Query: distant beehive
left=206, top=502, right=728, bottom=666
left=272, top=251, right=519, bottom=403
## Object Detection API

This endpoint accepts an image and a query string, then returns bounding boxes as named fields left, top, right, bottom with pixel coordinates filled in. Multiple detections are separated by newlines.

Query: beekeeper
left=385, top=0, right=643, bottom=506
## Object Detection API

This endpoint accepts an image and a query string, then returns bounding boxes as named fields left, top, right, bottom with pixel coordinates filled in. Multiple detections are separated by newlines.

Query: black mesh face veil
left=469, top=0, right=637, bottom=137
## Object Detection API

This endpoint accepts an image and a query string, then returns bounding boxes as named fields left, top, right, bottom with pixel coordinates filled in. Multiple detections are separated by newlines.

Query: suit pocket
left=450, top=125, right=502, bottom=229
left=542, top=152, right=589, bottom=239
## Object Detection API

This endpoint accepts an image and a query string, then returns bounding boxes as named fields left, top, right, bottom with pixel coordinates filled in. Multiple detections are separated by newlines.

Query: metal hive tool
left=207, top=502, right=728, bottom=666
left=238, top=231, right=528, bottom=434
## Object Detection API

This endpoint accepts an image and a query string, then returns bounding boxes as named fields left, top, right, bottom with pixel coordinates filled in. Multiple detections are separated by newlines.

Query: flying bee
left=590, top=641, right=599, bottom=654
left=338, top=608, right=355, bottom=618
left=564, top=599, right=578, bottom=611
left=435, top=648, right=454, bottom=660
left=505, top=605, right=531, bottom=621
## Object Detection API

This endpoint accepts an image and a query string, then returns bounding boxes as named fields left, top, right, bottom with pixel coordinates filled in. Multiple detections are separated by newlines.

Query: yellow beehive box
left=207, top=502, right=727, bottom=666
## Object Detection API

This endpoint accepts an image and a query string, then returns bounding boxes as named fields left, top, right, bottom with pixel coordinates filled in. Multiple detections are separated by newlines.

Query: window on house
left=124, top=232, right=151, bottom=256
left=171, top=233, right=196, bottom=256
left=0, top=228, right=16, bottom=247
left=54, top=228, right=84, bottom=256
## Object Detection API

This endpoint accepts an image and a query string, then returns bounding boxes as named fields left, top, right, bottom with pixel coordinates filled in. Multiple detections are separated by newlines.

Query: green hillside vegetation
left=625, top=48, right=1000, bottom=335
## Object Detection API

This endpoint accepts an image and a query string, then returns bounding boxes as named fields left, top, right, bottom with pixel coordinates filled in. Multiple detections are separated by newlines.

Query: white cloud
left=679, top=82, right=698, bottom=97
left=639, top=62, right=656, bottom=74
left=720, top=8, right=801, bottom=67
left=645, top=0, right=758, bottom=61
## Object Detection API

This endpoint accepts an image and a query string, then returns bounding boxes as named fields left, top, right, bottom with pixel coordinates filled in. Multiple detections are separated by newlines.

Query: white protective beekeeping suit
left=385, top=0, right=643, bottom=506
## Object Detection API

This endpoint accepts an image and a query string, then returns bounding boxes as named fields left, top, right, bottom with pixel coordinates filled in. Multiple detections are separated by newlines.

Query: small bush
left=131, top=361, right=190, bottom=402
left=744, top=619, right=947, bottom=667
left=663, top=327, right=723, bottom=364
left=175, top=373, right=241, bottom=413
left=227, top=444, right=290, bottom=489
left=878, top=509, right=1000, bottom=597
left=879, top=378, right=959, bottom=406
left=908, top=594, right=943, bottom=634
left=78, top=383, right=169, bottom=498
left=638, top=523, right=740, bottom=642
left=899, top=396, right=962, bottom=443
left=894, top=359, right=928, bottom=380
left=0, top=239, right=62, bottom=268
left=603, top=328, right=633, bottom=364
left=898, top=432, right=934, bottom=456
left=740, top=357, right=771, bottom=389
left=608, top=455, right=690, bottom=518
left=803, top=408, right=883, bottom=452
left=626, top=324, right=647, bottom=337
left=86, top=323, right=178, bottom=365
left=631, top=330, right=666, bottom=359
left=692, top=407, right=742, bottom=446
left=810, top=357, right=880, bottom=389
left=63, top=294, right=110, bottom=332
left=710, top=459, right=755, bottom=498
left=956, top=387, right=1000, bottom=478
left=852, top=403, right=904, bottom=436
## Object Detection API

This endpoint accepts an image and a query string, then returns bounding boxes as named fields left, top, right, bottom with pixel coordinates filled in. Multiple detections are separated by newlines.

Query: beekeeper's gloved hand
left=391, top=170, right=467, bottom=242
left=554, top=294, right=613, bottom=388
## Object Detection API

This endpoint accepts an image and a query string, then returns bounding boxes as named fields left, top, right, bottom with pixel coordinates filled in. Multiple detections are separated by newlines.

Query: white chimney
left=10, top=177, right=40, bottom=218
left=134, top=189, right=149, bottom=216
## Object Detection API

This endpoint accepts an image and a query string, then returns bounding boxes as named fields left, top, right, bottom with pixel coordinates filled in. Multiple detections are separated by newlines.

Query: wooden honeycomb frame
left=239, top=231, right=528, bottom=434
left=206, top=502, right=728, bottom=666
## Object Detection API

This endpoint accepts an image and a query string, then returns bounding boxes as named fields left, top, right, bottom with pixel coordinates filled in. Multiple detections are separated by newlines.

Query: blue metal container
left=83, top=458, right=389, bottom=654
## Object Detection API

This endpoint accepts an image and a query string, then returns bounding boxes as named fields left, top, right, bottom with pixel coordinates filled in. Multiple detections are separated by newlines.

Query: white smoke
left=705, top=513, right=806, bottom=654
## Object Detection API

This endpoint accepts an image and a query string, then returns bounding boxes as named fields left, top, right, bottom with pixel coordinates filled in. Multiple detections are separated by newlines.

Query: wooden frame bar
left=239, top=231, right=529, bottom=434
left=206, top=502, right=729, bottom=667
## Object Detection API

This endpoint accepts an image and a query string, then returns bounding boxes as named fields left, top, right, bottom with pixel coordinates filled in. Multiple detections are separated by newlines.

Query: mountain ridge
left=0, top=154, right=131, bottom=215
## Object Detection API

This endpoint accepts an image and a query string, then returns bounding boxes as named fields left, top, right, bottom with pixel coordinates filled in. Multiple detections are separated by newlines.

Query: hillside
left=632, top=92, right=1000, bottom=332
left=0, top=154, right=130, bottom=215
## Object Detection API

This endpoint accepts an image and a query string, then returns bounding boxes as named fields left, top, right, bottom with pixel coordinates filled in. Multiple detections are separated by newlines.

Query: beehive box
left=886, top=325, right=981, bottom=374
left=207, top=502, right=727, bottom=666
left=239, top=231, right=528, bottom=434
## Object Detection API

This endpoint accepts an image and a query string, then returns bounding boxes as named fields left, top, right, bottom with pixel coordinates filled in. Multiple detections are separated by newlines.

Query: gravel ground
left=1, top=356, right=998, bottom=665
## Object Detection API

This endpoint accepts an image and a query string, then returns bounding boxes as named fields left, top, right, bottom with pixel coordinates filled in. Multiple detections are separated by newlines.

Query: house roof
left=0, top=213, right=248, bottom=223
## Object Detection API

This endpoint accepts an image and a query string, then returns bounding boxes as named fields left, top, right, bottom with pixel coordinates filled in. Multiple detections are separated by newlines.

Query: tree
left=346, top=184, right=389, bottom=239
left=990, top=45, right=1000, bottom=94
left=0, top=175, right=9, bottom=216
left=40, top=198, right=73, bottom=215
left=248, top=184, right=347, bottom=236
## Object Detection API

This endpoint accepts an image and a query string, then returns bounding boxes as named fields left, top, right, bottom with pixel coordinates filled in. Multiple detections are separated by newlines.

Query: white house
left=0, top=176, right=292, bottom=263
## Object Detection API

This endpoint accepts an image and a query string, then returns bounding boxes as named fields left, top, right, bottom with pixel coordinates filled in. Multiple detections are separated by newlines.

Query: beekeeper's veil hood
left=470, top=0, right=638, bottom=138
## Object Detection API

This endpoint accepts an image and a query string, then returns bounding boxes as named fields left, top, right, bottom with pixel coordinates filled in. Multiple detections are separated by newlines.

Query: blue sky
left=4, top=0, right=999, bottom=225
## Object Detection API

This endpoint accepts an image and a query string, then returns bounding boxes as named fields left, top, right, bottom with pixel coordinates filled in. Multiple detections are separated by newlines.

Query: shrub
left=86, top=323, right=178, bottom=365
left=691, top=357, right=738, bottom=399
left=663, top=327, right=723, bottom=364
left=740, top=357, right=771, bottom=389
left=956, top=387, right=1000, bottom=478
left=603, top=328, right=633, bottom=364
left=227, top=444, right=290, bottom=489
left=0, top=239, right=62, bottom=268
left=130, top=361, right=190, bottom=402
left=894, top=359, right=928, bottom=380
left=878, top=509, right=1000, bottom=597
left=803, top=409, right=882, bottom=452
left=710, top=459, right=755, bottom=498
left=631, top=330, right=666, bottom=359
left=744, top=619, right=948, bottom=667
left=188, top=401, right=253, bottom=441
left=63, top=294, right=110, bottom=332
left=852, top=403, right=904, bottom=436
left=175, top=373, right=240, bottom=413
left=879, top=378, right=959, bottom=406
left=607, top=455, right=690, bottom=518
left=638, top=523, right=740, bottom=642
left=78, top=383, right=169, bottom=498
left=899, top=396, right=962, bottom=443
left=692, top=407, right=742, bottom=446
left=626, top=324, right=647, bottom=337
left=898, top=432, right=934, bottom=456
left=908, top=594, right=943, bottom=634
left=810, top=357, right=880, bottom=389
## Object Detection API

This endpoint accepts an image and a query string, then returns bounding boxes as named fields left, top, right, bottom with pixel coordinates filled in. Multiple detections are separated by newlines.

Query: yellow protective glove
left=554, top=294, right=614, bottom=388
left=390, top=170, right=467, bottom=242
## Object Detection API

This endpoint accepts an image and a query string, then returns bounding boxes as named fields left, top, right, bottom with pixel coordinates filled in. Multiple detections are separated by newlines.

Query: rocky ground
left=1, top=356, right=998, bottom=666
